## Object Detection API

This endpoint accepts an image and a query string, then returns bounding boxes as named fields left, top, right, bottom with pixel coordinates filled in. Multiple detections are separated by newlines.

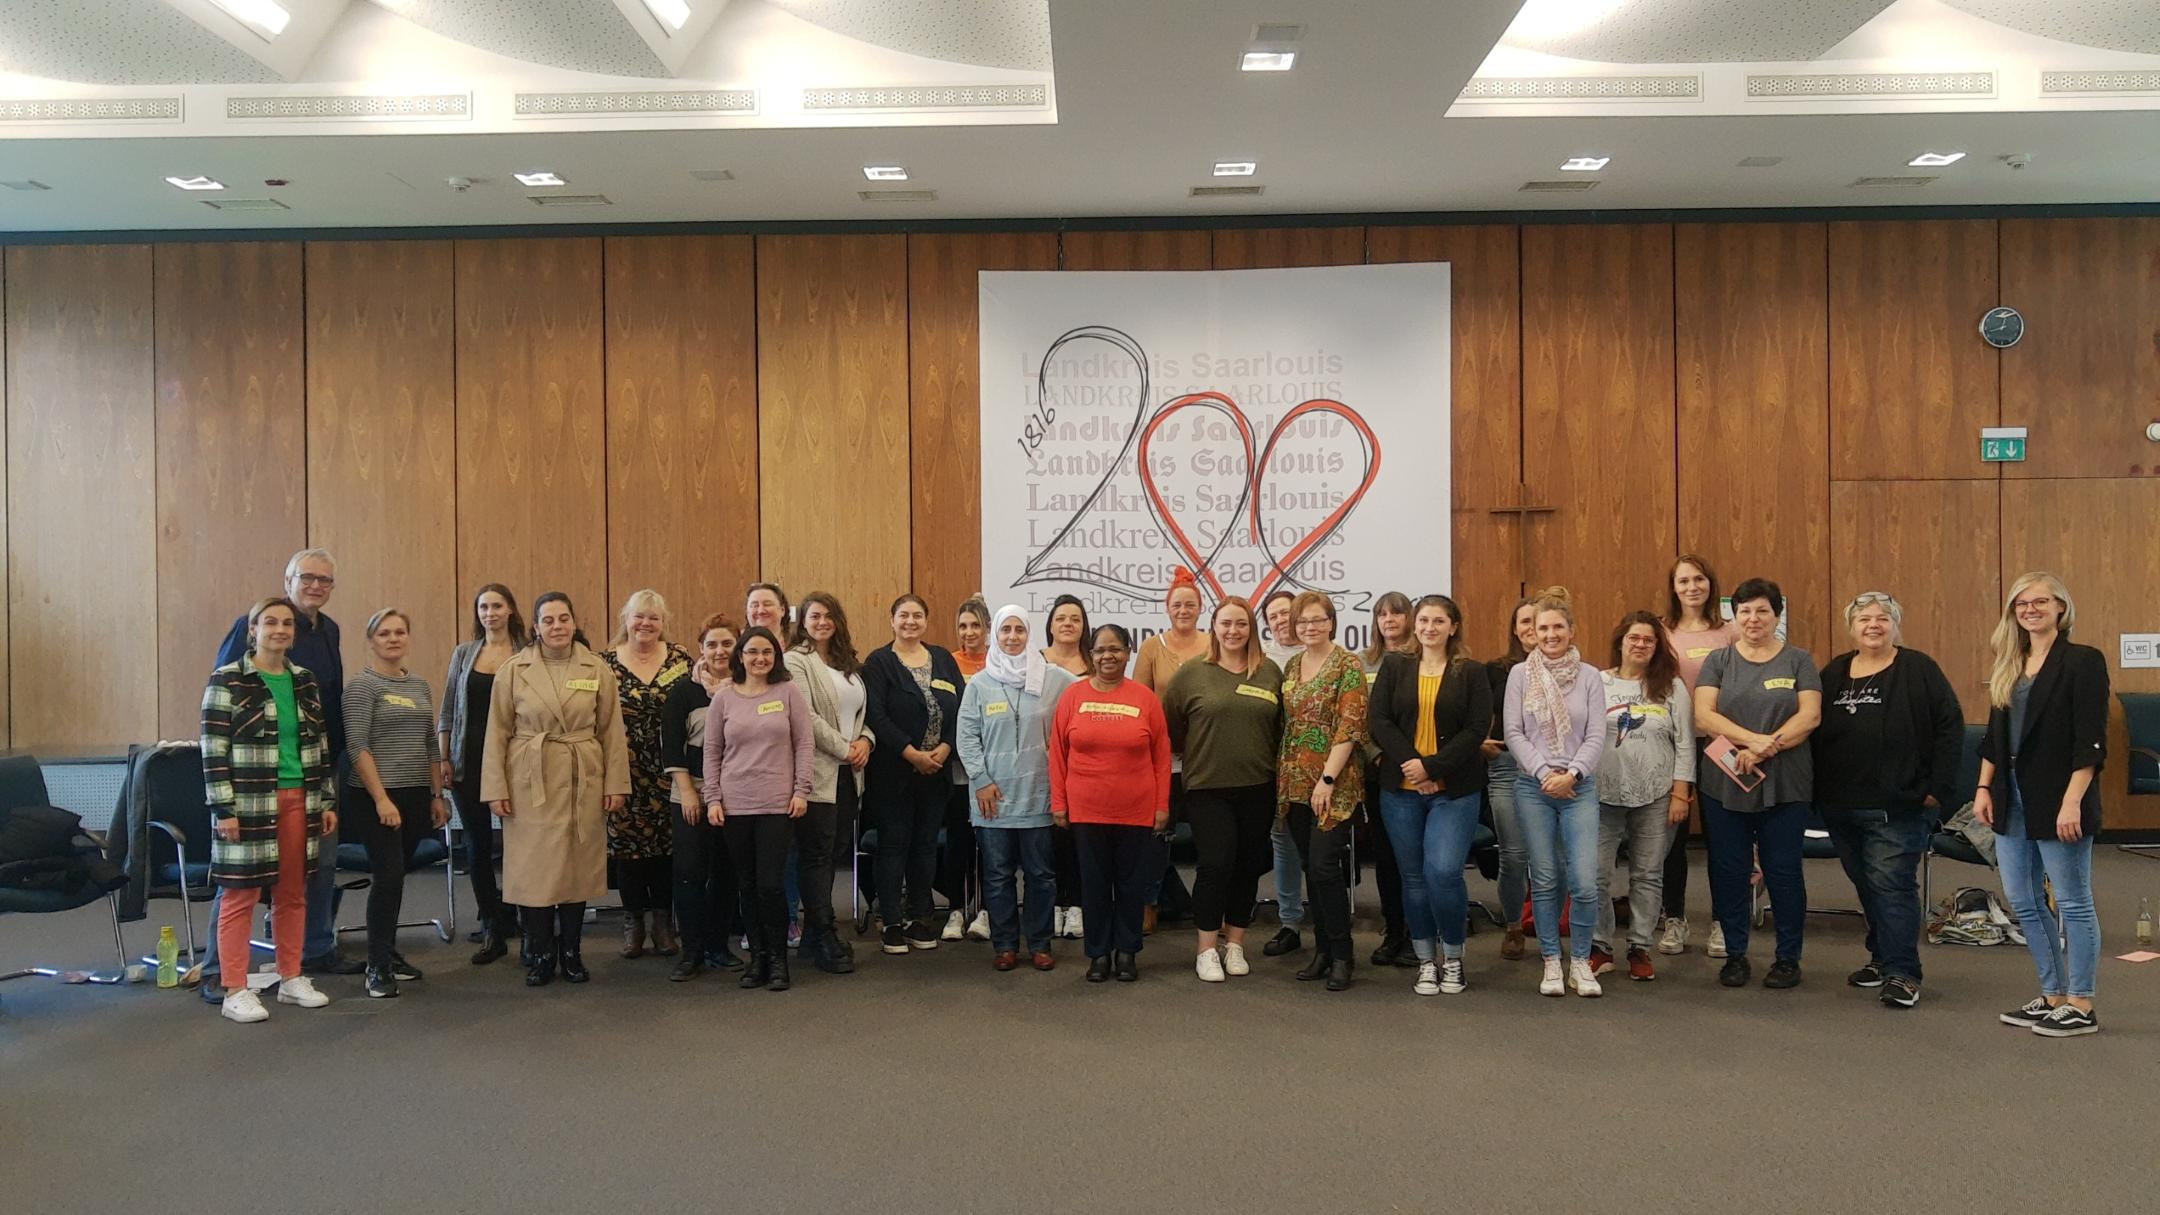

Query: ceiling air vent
left=202, top=197, right=289, bottom=211
left=529, top=193, right=613, bottom=207
left=1850, top=175, right=1935, bottom=188
left=1519, top=180, right=1598, bottom=192
left=1191, top=184, right=1264, bottom=197
left=858, top=189, right=938, bottom=202
left=1737, top=156, right=1784, bottom=167
left=1253, top=23, right=1304, bottom=42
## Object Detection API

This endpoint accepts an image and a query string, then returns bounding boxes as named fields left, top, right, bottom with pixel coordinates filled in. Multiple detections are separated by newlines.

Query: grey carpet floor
left=5, top=850, right=2157, bottom=1215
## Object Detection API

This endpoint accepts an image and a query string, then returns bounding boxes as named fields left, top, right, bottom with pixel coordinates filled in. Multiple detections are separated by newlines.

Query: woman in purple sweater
left=1504, top=593, right=1609, bottom=999
left=701, top=626, right=815, bottom=991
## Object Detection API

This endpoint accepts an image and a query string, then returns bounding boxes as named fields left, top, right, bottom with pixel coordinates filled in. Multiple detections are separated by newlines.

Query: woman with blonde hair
left=345, top=608, right=447, bottom=998
left=1977, top=573, right=2109, bottom=1037
left=603, top=589, right=695, bottom=959
left=1504, top=591, right=1609, bottom=997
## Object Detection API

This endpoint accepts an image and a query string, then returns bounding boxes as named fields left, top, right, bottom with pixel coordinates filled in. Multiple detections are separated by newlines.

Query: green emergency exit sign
left=1981, top=427, right=2027, bottom=463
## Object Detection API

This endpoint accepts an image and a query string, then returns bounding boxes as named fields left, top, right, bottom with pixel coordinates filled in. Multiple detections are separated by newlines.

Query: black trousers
left=793, top=798, right=840, bottom=933
left=871, top=766, right=947, bottom=926
left=1187, top=783, right=1276, bottom=932
left=1360, top=761, right=1405, bottom=936
left=452, top=771, right=506, bottom=925
left=1072, top=821, right=1152, bottom=959
left=348, top=784, right=432, bottom=970
left=725, top=814, right=794, bottom=953
left=615, top=855, right=672, bottom=918
left=522, top=902, right=587, bottom=959
left=1286, top=803, right=1354, bottom=959
left=933, top=781, right=977, bottom=914
left=671, top=802, right=737, bottom=958
left=1053, top=822, right=1082, bottom=906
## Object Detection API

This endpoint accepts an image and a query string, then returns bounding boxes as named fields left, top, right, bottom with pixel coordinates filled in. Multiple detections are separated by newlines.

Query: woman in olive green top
left=1163, top=596, right=1285, bottom=982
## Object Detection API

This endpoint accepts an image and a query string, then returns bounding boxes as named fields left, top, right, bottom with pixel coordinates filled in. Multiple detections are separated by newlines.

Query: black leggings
left=725, top=815, right=794, bottom=954
left=348, top=784, right=433, bottom=970
left=934, top=781, right=976, bottom=914
left=522, top=902, right=586, bottom=959
left=671, top=802, right=737, bottom=957
left=1187, top=783, right=1275, bottom=932
left=871, top=766, right=948, bottom=926
left=452, top=772, right=504, bottom=924
left=615, top=854, right=672, bottom=918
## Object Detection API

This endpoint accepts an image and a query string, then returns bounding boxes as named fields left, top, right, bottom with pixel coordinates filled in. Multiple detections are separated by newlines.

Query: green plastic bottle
left=156, top=925, right=179, bottom=988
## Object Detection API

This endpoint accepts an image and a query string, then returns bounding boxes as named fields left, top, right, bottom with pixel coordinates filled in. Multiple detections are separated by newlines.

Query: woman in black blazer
left=862, top=594, right=966, bottom=956
left=1975, top=572, right=2109, bottom=1037
left=1367, top=595, right=1494, bottom=997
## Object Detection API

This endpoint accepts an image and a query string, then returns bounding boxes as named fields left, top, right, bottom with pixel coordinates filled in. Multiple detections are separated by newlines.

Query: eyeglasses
left=294, top=573, right=335, bottom=588
left=1848, top=592, right=1896, bottom=609
left=1296, top=616, right=1331, bottom=627
left=2012, top=597, right=2056, bottom=612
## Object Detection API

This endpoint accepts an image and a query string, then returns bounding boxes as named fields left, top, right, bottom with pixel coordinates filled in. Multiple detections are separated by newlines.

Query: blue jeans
left=199, top=823, right=340, bottom=977
left=1270, top=820, right=1305, bottom=928
left=1377, top=787, right=1482, bottom=959
left=976, top=825, right=1056, bottom=953
left=1820, top=806, right=1930, bottom=982
left=1487, top=752, right=1526, bottom=924
left=1595, top=801, right=1672, bottom=952
left=1705, top=799, right=1806, bottom=962
left=1995, top=784, right=2100, bottom=999
left=1515, top=773, right=1601, bottom=960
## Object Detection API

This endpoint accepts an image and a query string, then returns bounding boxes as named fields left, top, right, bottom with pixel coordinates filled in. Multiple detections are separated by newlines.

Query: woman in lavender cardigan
left=1504, top=592, right=1608, bottom=1000
left=702, top=626, right=815, bottom=992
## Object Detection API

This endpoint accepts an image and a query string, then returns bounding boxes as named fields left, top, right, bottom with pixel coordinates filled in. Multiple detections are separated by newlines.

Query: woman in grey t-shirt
left=1693, top=578, right=1822, bottom=991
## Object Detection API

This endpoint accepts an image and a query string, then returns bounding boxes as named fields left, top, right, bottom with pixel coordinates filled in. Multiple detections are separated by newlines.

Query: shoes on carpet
left=1656, top=916, right=1688, bottom=955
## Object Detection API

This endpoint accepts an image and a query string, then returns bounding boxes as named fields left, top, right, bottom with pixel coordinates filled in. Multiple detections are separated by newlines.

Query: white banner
left=978, top=263, right=1451, bottom=655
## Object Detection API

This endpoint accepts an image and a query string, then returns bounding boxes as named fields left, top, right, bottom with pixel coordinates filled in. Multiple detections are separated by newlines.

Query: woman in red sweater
left=1050, top=623, right=1172, bottom=982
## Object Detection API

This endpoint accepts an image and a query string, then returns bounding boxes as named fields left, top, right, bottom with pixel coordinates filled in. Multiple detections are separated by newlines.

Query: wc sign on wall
left=977, top=263, right=1452, bottom=653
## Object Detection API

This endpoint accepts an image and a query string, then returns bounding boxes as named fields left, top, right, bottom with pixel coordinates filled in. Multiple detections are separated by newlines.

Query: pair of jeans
left=1515, top=773, right=1602, bottom=960
left=1072, top=821, right=1151, bottom=958
left=1284, top=804, right=1354, bottom=961
left=1186, top=783, right=1275, bottom=932
left=977, top=825, right=1055, bottom=952
left=347, top=784, right=433, bottom=970
left=1995, top=783, right=2100, bottom=999
left=670, top=801, right=737, bottom=958
left=453, top=772, right=506, bottom=926
left=1819, top=806, right=1930, bottom=982
left=1704, top=799, right=1807, bottom=962
left=1269, top=820, right=1306, bottom=928
left=1486, top=752, right=1527, bottom=925
left=1596, top=801, right=1673, bottom=952
left=1377, top=786, right=1483, bottom=959
left=724, top=814, right=795, bottom=955
left=215, top=788, right=310, bottom=982
left=872, top=766, right=947, bottom=928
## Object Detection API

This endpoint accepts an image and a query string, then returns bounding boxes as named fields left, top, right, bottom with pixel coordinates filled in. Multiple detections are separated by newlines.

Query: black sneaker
left=1262, top=927, right=1302, bottom=957
left=303, top=949, right=366, bottom=977
left=365, top=966, right=399, bottom=999
left=2030, top=1004, right=2098, bottom=1038
left=1763, top=959, right=1802, bottom=989
left=1999, top=996, right=2054, bottom=1027
left=389, top=953, right=423, bottom=982
left=880, top=924, right=910, bottom=955
left=1718, top=957, right=1751, bottom=987
left=668, top=956, right=704, bottom=982
left=1846, top=962, right=1885, bottom=988
left=904, top=920, right=940, bottom=951
left=1881, top=976, right=1920, bottom=1008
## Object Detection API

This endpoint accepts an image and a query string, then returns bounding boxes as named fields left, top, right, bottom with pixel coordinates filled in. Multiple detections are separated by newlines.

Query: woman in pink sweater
left=701, top=625, right=814, bottom=991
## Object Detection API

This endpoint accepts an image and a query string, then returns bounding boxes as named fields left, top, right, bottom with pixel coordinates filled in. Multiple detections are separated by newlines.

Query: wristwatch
left=1318, top=773, right=1335, bottom=785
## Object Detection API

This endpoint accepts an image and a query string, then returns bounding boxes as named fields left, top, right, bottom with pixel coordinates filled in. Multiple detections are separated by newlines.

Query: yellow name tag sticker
left=1235, top=684, right=1280, bottom=704
left=566, top=678, right=600, bottom=693
left=1763, top=678, right=1797, bottom=690
left=383, top=694, right=418, bottom=709
left=1686, top=647, right=1715, bottom=659
left=931, top=678, right=957, bottom=694
left=983, top=700, right=1012, bottom=716
left=1079, top=700, right=1141, bottom=718
left=757, top=699, right=787, bottom=716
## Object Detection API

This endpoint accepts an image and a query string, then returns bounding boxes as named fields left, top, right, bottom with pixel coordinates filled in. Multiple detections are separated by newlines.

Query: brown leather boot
left=1142, top=905, right=1159, bottom=935
left=1501, top=922, right=1526, bottom=961
left=649, top=909, right=679, bottom=957
left=621, top=911, right=647, bottom=959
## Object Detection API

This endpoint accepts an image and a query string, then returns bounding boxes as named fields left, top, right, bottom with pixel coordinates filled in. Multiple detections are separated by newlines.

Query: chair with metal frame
left=0, top=753, right=131, bottom=1002
left=334, top=822, right=458, bottom=944
left=2119, top=692, right=2160, bottom=861
left=127, top=742, right=223, bottom=969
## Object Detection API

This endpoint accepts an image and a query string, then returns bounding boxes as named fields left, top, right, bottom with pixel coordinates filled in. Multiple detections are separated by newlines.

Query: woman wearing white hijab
left=956, top=605, right=1077, bottom=971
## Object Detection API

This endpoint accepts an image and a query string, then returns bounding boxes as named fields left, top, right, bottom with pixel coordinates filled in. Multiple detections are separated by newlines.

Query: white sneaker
left=1196, top=949, right=1226, bottom=982
left=942, top=910, right=966, bottom=941
left=276, top=975, right=329, bottom=1008
left=1539, top=957, right=1565, bottom=997
left=1413, top=961, right=1440, bottom=996
left=1657, top=916, right=1688, bottom=955
left=221, top=988, right=269, bottom=1023
left=1707, top=922, right=1728, bottom=958
left=1222, top=942, right=1250, bottom=976
left=1065, top=908, right=1083, bottom=940
left=1052, top=907, right=1070, bottom=938
left=966, top=910, right=991, bottom=941
left=1440, top=958, right=1467, bottom=995
left=1569, top=958, right=1603, bottom=998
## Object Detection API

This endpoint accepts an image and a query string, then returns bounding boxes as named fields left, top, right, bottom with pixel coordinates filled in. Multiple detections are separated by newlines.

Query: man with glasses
left=193, top=548, right=362, bottom=1002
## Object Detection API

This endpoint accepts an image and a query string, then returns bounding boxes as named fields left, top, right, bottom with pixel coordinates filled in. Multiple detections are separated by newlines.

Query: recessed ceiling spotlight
left=207, top=0, right=290, bottom=40
left=513, top=170, right=566, bottom=187
left=639, top=0, right=691, bottom=32
left=863, top=165, right=909, bottom=181
left=1560, top=156, right=1610, bottom=171
left=1908, top=151, right=1966, bottom=167
left=1240, top=51, right=1296, bottom=72
left=165, top=175, right=224, bottom=191
left=1213, top=161, right=1257, bottom=177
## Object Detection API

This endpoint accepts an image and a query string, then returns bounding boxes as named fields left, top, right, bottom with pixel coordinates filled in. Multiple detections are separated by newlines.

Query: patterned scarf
left=1522, top=646, right=1583, bottom=756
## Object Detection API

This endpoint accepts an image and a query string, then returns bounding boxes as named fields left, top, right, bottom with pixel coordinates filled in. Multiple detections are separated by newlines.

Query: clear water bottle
left=156, top=925, right=179, bottom=988
left=2138, top=898, right=2155, bottom=947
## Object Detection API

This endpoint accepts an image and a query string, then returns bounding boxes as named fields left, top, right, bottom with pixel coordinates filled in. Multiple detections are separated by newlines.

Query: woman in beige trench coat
left=482, top=591, right=631, bottom=987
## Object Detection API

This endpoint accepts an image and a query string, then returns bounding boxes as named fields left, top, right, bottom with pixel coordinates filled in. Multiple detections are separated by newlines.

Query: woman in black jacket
left=1368, top=595, right=1493, bottom=998
left=1814, top=591, right=1965, bottom=1009
left=661, top=613, right=743, bottom=980
left=1975, top=572, right=2109, bottom=1037
left=863, top=594, right=966, bottom=955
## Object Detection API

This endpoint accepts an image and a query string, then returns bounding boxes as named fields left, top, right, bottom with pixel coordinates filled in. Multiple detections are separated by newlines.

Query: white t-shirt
left=821, top=656, right=867, bottom=740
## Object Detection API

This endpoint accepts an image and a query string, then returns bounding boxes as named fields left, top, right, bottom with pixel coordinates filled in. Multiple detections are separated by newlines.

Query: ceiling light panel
left=640, top=0, right=691, bottom=32
left=1560, top=156, right=1610, bottom=171
left=1213, top=161, right=1257, bottom=177
left=862, top=165, right=909, bottom=181
left=166, top=175, right=225, bottom=190
left=514, top=170, right=566, bottom=186
left=1241, top=51, right=1296, bottom=71
left=207, top=0, right=291, bottom=41
left=1908, top=151, right=1966, bottom=167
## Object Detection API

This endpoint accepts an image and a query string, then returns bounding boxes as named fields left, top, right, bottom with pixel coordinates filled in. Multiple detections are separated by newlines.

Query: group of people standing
left=195, top=548, right=2113, bottom=1036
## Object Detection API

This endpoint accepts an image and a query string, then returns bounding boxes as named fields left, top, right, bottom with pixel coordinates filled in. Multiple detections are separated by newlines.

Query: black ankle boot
left=1370, top=929, right=1409, bottom=968
left=767, top=950, right=792, bottom=992
left=525, top=953, right=556, bottom=986
left=555, top=904, right=589, bottom=981
left=1326, top=956, right=1355, bottom=991
left=813, top=926, right=855, bottom=975
left=1113, top=951, right=1139, bottom=982
left=472, top=919, right=509, bottom=966
left=740, top=951, right=773, bottom=989
left=1296, top=947, right=1334, bottom=982
left=522, top=907, right=556, bottom=986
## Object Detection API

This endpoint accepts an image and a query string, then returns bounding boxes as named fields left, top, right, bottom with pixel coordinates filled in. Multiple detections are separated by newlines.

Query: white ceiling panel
left=764, top=0, right=1051, bottom=70
left=0, top=0, right=279, bottom=85
left=367, top=0, right=668, bottom=78
left=1501, top=0, right=1899, bottom=63
left=1944, top=0, right=2160, bottom=55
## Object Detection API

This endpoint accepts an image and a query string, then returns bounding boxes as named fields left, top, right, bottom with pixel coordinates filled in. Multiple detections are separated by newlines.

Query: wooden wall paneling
left=306, top=241, right=458, bottom=696
left=2000, top=218, right=2160, bottom=479
left=1829, top=220, right=1999, bottom=481
left=1829, top=480, right=2000, bottom=722
left=1367, top=224, right=1524, bottom=657
left=5, top=246, right=159, bottom=745
left=154, top=243, right=307, bottom=737
left=1059, top=229, right=1212, bottom=271
left=755, top=234, right=911, bottom=642
left=1676, top=222, right=1833, bottom=659
left=908, top=232, right=1059, bottom=644
left=1520, top=224, right=1678, bottom=634
left=1210, top=226, right=1366, bottom=270
left=455, top=239, right=608, bottom=646
left=604, top=235, right=760, bottom=637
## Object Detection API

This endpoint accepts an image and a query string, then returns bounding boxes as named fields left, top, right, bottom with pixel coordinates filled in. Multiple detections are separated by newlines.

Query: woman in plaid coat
left=201, top=596, right=339, bottom=1023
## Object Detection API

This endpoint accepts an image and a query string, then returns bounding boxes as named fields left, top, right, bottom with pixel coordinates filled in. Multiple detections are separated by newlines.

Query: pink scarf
left=1521, top=647, right=1583, bottom=756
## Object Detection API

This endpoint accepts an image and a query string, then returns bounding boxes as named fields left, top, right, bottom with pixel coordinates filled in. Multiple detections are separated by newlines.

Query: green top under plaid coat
left=202, top=654, right=335, bottom=889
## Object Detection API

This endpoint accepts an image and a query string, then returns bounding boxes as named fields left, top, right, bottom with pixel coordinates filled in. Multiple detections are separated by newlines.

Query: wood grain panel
left=1367, top=224, right=1524, bottom=658
left=1060, top=229, right=1211, bottom=271
left=1829, top=480, right=1999, bottom=722
left=455, top=239, right=608, bottom=643
left=306, top=241, right=458, bottom=695
left=2000, top=218, right=2160, bottom=479
left=153, top=243, right=307, bottom=736
left=908, top=232, right=1059, bottom=645
left=5, top=245, right=158, bottom=746
left=1677, top=223, right=1832, bottom=659
left=1521, top=224, right=1677, bottom=636
left=1211, top=226, right=1365, bottom=270
left=756, top=234, right=910, bottom=641
left=605, top=235, right=759, bottom=638
left=1829, top=220, right=1999, bottom=481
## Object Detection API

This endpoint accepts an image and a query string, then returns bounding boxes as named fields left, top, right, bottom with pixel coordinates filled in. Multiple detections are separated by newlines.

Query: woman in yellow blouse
left=1277, top=591, right=1369, bottom=991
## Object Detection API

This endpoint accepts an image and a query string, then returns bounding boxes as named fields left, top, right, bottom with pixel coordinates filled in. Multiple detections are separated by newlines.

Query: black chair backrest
left=0, top=752, right=52, bottom=814
left=143, top=743, right=217, bottom=864
left=2123, top=692, right=2160, bottom=775
left=1954, top=723, right=1986, bottom=813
